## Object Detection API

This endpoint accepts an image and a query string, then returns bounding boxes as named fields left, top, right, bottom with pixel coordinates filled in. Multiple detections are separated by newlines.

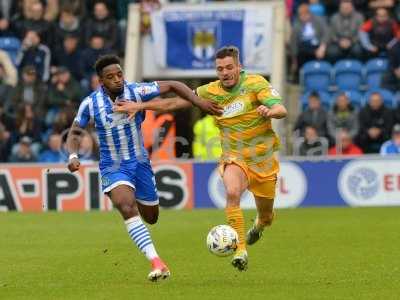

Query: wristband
left=69, top=153, right=78, bottom=160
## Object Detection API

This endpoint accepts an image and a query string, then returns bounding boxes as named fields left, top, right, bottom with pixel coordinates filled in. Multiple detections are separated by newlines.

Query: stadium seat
left=365, top=58, right=388, bottom=89
left=0, top=37, right=21, bottom=65
left=332, top=90, right=364, bottom=110
left=333, top=59, right=363, bottom=91
left=300, top=60, right=332, bottom=92
left=301, top=91, right=331, bottom=111
left=364, top=89, right=395, bottom=108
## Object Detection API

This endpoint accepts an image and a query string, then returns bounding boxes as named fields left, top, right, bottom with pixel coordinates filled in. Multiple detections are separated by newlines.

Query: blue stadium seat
left=0, top=37, right=21, bottom=65
left=301, top=91, right=331, bottom=111
left=365, top=58, right=388, bottom=89
left=332, top=90, right=364, bottom=110
left=364, top=89, right=395, bottom=108
left=333, top=59, right=363, bottom=91
left=301, top=60, right=332, bottom=92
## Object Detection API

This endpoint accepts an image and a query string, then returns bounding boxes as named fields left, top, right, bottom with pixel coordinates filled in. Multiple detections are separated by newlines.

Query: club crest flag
left=151, top=6, right=272, bottom=70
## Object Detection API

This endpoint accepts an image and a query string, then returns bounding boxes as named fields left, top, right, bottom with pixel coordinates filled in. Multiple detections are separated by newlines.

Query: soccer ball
left=206, top=225, right=238, bottom=257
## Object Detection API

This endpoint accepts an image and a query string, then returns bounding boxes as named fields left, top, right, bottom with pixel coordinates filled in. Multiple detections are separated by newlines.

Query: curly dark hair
left=94, top=54, right=121, bottom=76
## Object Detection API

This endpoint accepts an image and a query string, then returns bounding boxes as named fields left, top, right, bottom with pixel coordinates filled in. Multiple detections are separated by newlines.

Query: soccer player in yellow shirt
left=114, top=46, right=287, bottom=271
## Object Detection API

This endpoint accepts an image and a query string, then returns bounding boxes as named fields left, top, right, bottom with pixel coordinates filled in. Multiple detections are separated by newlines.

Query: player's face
left=215, top=56, right=241, bottom=89
left=100, top=64, right=124, bottom=95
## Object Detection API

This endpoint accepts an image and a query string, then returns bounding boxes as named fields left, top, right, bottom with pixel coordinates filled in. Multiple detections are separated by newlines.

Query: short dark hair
left=215, top=46, right=240, bottom=63
left=94, top=55, right=121, bottom=76
left=309, top=91, right=320, bottom=100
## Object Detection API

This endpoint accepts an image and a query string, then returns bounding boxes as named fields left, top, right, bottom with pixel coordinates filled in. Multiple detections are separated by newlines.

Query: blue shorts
left=100, top=160, right=158, bottom=206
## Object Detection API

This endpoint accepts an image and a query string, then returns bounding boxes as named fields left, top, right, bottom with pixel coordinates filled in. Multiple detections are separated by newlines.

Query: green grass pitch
left=1, top=207, right=399, bottom=300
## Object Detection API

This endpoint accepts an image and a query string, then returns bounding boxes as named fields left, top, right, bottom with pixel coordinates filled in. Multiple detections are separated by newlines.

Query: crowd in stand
left=0, top=0, right=136, bottom=163
left=1, top=0, right=400, bottom=163
left=290, top=0, right=400, bottom=157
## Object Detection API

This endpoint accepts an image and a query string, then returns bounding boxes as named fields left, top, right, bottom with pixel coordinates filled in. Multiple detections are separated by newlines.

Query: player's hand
left=197, top=100, right=223, bottom=115
left=68, top=158, right=80, bottom=172
left=257, top=105, right=272, bottom=118
left=113, top=100, right=141, bottom=120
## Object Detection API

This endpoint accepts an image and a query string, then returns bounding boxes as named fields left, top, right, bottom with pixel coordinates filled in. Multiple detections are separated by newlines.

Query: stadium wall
left=1, top=156, right=399, bottom=212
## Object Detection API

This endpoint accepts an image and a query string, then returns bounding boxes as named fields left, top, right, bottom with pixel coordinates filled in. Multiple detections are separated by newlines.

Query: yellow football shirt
left=196, top=71, right=281, bottom=178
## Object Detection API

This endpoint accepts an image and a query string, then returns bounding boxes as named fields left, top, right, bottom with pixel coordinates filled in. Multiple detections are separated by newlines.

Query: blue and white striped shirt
left=74, top=81, right=160, bottom=171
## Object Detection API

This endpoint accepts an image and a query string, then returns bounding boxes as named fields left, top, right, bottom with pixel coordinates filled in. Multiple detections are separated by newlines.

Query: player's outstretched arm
left=157, top=81, right=222, bottom=115
left=66, top=122, right=82, bottom=172
left=113, top=97, right=192, bottom=120
left=257, top=103, right=287, bottom=119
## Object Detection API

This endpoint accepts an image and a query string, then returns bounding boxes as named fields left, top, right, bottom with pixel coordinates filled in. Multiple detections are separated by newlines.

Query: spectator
left=0, top=49, right=17, bottom=86
left=328, top=129, right=363, bottom=156
left=38, top=133, right=63, bottom=162
left=327, top=92, right=359, bottom=141
left=84, top=1, right=118, bottom=50
left=0, top=102, right=13, bottom=161
left=359, top=8, right=400, bottom=57
left=290, top=3, right=329, bottom=75
left=381, top=38, right=400, bottom=92
left=80, top=35, right=112, bottom=83
left=295, top=125, right=328, bottom=156
left=13, top=1, right=51, bottom=45
left=294, top=91, right=328, bottom=138
left=51, top=6, right=83, bottom=51
left=140, top=0, right=161, bottom=35
left=327, top=0, right=364, bottom=61
left=82, top=72, right=100, bottom=95
left=0, top=1, right=18, bottom=37
left=52, top=34, right=83, bottom=81
left=9, top=135, right=36, bottom=162
left=356, top=92, right=394, bottom=153
left=13, top=103, right=43, bottom=151
left=46, top=67, right=82, bottom=125
left=0, top=63, right=14, bottom=113
left=10, top=65, right=47, bottom=117
left=193, top=114, right=222, bottom=160
left=15, top=30, right=51, bottom=82
left=380, top=123, right=400, bottom=155
left=51, top=105, right=76, bottom=134
left=59, top=0, right=86, bottom=18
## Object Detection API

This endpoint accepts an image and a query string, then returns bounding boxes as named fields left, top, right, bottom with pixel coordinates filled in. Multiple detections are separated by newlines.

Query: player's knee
left=225, top=186, right=242, bottom=202
left=114, top=197, right=138, bottom=217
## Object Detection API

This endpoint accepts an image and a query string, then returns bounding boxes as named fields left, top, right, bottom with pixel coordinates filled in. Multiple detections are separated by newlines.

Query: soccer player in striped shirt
left=66, top=55, right=221, bottom=281
left=114, top=46, right=287, bottom=271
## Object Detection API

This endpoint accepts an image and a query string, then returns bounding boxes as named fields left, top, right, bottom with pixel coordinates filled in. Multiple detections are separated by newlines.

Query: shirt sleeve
left=196, top=84, right=210, bottom=98
left=256, top=77, right=282, bottom=108
left=134, top=82, right=161, bottom=102
left=74, top=98, right=91, bottom=128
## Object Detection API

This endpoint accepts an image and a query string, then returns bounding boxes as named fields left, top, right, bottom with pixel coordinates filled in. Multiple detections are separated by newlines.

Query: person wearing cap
left=9, top=135, right=37, bottom=162
left=380, top=124, right=400, bottom=155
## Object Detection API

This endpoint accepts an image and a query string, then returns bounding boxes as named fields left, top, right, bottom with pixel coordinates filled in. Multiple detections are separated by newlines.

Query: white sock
left=125, top=216, right=159, bottom=261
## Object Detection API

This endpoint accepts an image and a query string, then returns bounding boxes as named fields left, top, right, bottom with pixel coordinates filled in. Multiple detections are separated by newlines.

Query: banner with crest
left=150, top=6, right=272, bottom=71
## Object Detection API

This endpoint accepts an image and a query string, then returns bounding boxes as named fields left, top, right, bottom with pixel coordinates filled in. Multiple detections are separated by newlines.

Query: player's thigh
left=222, top=163, right=249, bottom=197
left=250, top=175, right=277, bottom=215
